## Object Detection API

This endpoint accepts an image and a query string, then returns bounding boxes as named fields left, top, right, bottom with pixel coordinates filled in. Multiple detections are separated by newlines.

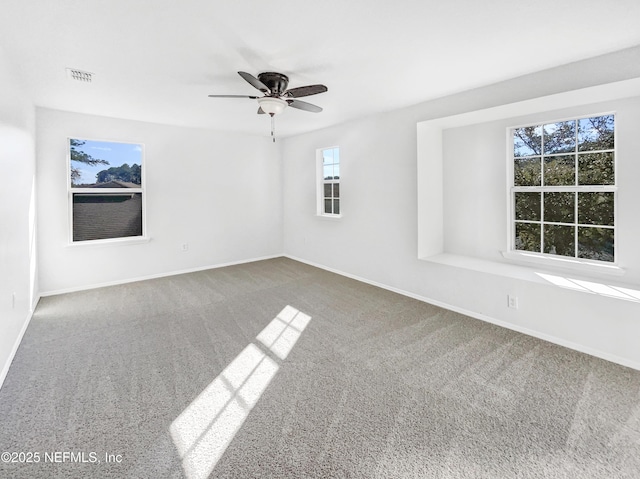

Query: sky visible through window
left=70, top=139, right=142, bottom=186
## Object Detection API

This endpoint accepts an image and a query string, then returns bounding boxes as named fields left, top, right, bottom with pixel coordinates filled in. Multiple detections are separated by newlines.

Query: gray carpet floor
left=1, top=257, right=639, bottom=478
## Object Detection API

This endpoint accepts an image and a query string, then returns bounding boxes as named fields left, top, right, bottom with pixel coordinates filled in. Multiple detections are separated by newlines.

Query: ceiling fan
left=208, top=71, right=328, bottom=141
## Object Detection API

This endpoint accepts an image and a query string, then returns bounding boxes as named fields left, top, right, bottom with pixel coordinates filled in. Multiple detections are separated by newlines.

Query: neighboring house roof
left=89, top=180, right=140, bottom=189
left=73, top=194, right=142, bottom=242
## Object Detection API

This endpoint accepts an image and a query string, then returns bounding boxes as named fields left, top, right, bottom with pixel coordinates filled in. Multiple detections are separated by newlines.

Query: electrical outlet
left=507, top=295, right=519, bottom=309
left=180, top=243, right=189, bottom=252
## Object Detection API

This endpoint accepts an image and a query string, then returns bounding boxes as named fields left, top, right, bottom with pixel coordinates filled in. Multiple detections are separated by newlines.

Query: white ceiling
left=2, top=0, right=640, bottom=138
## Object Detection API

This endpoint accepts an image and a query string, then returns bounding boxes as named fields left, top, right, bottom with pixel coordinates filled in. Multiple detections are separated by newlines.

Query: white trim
left=66, top=235, right=151, bottom=248
left=0, top=295, right=40, bottom=391
left=315, top=214, right=343, bottom=220
left=68, top=137, right=146, bottom=244
left=507, top=112, right=617, bottom=266
left=39, top=254, right=282, bottom=297
left=284, top=254, right=640, bottom=371
left=512, top=185, right=617, bottom=193
left=71, top=188, right=143, bottom=194
left=317, top=145, right=341, bottom=217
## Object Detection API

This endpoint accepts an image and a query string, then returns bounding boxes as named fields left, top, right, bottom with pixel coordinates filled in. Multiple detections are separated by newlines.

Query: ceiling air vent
left=66, top=68, right=93, bottom=83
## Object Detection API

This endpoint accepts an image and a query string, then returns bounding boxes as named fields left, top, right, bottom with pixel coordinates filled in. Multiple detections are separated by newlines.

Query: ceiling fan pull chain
left=271, top=115, right=276, bottom=143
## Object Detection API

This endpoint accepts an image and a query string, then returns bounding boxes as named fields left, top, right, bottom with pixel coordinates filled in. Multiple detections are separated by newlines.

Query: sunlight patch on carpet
left=170, top=305, right=311, bottom=479
left=257, top=304, right=311, bottom=360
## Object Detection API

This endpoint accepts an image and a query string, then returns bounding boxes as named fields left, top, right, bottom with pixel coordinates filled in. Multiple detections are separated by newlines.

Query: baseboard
left=40, top=254, right=283, bottom=297
left=284, top=255, right=640, bottom=371
left=0, top=295, right=40, bottom=391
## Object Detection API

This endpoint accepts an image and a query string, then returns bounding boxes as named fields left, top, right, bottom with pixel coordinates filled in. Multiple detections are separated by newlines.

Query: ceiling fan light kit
left=208, top=71, right=328, bottom=142
left=257, top=97, right=287, bottom=116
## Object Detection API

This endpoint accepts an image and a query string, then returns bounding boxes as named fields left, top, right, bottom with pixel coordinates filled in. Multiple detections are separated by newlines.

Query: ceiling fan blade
left=208, top=94, right=259, bottom=99
left=284, top=84, right=327, bottom=98
left=257, top=107, right=266, bottom=114
left=238, top=71, right=270, bottom=93
left=287, top=99, right=323, bottom=113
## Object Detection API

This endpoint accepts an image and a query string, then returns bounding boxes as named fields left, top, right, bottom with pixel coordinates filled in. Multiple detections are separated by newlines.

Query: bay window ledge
left=421, top=253, right=636, bottom=295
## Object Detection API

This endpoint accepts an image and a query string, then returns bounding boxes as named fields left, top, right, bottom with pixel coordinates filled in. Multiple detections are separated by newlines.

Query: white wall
left=282, top=47, right=640, bottom=369
left=0, top=46, right=37, bottom=386
left=37, top=108, right=283, bottom=293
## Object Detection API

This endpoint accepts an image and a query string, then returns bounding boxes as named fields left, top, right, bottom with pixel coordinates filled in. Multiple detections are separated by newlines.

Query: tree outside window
left=511, top=114, right=615, bottom=262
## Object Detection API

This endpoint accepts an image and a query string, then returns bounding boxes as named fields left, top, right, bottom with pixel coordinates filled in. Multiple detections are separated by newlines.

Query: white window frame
left=507, top=112, right=617, bottom=268
left=316, top=146, right=341, bottom=218
left=67, top=137, right=147, bottom=245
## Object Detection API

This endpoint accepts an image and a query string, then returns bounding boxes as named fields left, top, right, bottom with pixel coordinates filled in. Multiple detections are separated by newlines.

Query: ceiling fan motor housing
left=258, top=72, right=289, bottom=96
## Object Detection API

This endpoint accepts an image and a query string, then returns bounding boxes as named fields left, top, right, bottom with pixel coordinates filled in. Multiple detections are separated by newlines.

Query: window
left=318, top=146, right=340, bottom=216
left=510, top=114, right=615, bottom=263
left=69, top=138, right=145, bottom=243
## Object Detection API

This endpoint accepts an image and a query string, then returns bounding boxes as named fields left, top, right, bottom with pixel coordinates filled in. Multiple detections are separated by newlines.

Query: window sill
left=316, top=214, right=342, bottom=220
left=421, top=252, right=638, bottom=294
left=501, top=250, right=625, bottom=277
left=67, top=236, right=151, bottom=248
